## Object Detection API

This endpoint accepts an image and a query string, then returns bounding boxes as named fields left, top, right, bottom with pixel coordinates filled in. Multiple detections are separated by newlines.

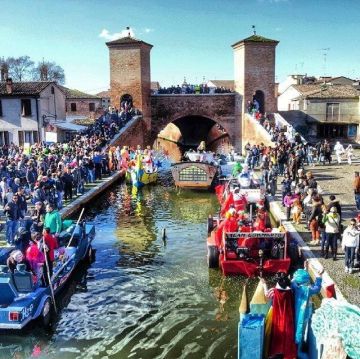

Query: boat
left=171, top=161, right=218, bottom=190
left=0, top=222, right=95, bottom=329
left=171, top=150, right=219, bottom=190
left=128, top=155, right=158, bottom=188
left=206, top=177, right=292, bottom=277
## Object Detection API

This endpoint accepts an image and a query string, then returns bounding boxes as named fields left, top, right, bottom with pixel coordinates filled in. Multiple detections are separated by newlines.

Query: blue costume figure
left=291, top=261, right=323, bottom=359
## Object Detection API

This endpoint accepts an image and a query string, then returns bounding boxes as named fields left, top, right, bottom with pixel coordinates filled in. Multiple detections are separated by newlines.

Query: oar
left=43, top=239, right=58, bottom=314
left=66, top=208, right=85, bottom=248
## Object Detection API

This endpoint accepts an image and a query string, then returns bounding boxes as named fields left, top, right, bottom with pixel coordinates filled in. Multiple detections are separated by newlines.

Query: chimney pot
left=6, top=78, right=13, bottom=94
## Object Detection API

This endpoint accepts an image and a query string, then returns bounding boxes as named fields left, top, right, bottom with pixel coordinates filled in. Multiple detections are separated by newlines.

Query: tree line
left=1, top=56, right=65, bottom=84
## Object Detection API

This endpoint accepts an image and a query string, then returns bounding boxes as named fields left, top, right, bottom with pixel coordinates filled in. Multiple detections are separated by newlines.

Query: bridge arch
left=150, top=93, right=241, bottom=151
left=154, top=114, right=232, bottom=154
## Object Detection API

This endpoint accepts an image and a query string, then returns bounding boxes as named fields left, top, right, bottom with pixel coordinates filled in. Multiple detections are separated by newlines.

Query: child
left=291, top=198, right=303, bottom=225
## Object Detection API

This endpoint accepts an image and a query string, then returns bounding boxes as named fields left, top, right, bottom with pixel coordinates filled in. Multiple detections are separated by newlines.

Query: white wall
left=0, top=83, right=66, bottom=145
left=277, top=86, right=301, bottom=111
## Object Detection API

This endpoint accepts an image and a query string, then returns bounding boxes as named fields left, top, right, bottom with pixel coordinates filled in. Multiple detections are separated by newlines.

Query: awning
left=54, top=122, right=87, bottom=132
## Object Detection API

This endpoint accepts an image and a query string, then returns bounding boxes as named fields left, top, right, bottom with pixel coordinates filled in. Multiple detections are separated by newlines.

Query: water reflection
left=1, top=182, right=258, bottom=359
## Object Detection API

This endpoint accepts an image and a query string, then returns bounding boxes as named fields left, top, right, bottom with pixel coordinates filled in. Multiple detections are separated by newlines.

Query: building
left=232, top=35, right=279, bottom=114
left=206, top=80, right=235, bottom=92
left=278, top=83, right=360, bottom=140
left=96, top=90, right=111, bottom=110
left=59, top=86, right=103, bottom=120
left=0, top=79, right=65, bottom=145
left=106, top=36, right=152, bottom=130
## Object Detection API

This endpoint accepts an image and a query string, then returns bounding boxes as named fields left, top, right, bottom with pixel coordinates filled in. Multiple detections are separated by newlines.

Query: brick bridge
left=106, top=33, right=279, bottom=151
left=149, top=93, right=242, bottom=150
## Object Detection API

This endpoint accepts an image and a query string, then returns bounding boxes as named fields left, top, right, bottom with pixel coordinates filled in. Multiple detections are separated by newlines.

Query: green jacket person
left=44, top=203, right=62, bottom=235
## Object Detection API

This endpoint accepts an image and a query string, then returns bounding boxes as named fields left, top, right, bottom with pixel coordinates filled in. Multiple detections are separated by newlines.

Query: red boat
left=206, top=181, right=291, bottom=277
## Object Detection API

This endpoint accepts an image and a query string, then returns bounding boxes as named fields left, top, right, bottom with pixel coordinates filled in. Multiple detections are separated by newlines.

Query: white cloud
left=98, top=27, right=135, bottom=41
left=144, top=28, right=154, bottom=33
left=275, top=27, right=282, bottom=31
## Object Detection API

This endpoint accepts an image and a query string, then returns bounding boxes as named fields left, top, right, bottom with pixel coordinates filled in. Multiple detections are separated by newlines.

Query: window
left=51, top=86, right=55, bottom=94
left=18, top=131, right=24, bottom=146
left=89, top=102, right=95, bottom=112
left=0, top=100, right=2, bottom=117
left=25, top=131, right=32, bottom=143
left=21, top=99, right=32, bottom=116
left=326, top=103, right=340, bottom=121
left=0, top=131, right=10, bottom=146
left=179, top=166, right=207, bottom=182
left=33, top=131, right=39, bottom=143
left=70, top=103, right=77, bottom=111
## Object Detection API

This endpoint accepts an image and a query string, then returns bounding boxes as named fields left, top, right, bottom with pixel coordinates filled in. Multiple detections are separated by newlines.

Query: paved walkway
left=271, top=156, right=360, bottom=305
left=0, top=171, right=124, bottom=247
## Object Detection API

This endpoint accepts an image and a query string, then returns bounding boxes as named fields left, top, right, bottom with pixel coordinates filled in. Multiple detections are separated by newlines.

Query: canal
left=0, top=179, right=261, bottom=359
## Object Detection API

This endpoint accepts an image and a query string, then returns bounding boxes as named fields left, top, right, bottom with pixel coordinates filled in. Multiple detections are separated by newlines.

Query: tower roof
left=106, top=36, right=153, bottom=48
left=231, top=34, right=279, bottom=48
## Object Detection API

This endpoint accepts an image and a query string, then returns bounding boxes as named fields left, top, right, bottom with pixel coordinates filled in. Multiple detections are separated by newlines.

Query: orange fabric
left=309, top=219, right=320, bottom=240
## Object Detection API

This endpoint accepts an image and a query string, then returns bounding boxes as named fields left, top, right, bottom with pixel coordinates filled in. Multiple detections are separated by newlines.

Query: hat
left=35, top=201, right=43, bottom=206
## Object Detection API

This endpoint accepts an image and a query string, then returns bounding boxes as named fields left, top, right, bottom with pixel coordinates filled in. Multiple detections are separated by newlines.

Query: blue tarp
left=238, top=314, right=265, bottom=359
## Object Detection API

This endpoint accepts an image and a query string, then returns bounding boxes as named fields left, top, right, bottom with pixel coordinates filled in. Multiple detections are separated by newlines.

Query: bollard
left=162, top=228, right=167, bottom=242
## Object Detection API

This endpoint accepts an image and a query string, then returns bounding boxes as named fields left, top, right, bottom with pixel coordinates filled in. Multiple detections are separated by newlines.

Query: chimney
left=1, top=60, right=8, bottom=82
left=6, top=78, right=13, bottom=94
left=40, top=60, right=48, bottom=81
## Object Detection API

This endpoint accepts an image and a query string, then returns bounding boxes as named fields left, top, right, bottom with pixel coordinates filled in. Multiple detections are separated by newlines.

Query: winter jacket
left=4, top=201, right=23, bottom=221
left=44, top=210, right=62, bottom=234
left=323, top=213, right=340, bottom=234
left=342, top=227, right=360, bottom=248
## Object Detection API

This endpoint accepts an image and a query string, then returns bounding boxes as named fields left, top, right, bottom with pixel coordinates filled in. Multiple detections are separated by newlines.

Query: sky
left=1, top=0, right=360, bottom=94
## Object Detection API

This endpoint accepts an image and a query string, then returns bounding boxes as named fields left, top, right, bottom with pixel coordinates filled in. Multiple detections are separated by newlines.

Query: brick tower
left=106, top=35, right=153, bottom=129
left=232, top=34, right=279, bottom=114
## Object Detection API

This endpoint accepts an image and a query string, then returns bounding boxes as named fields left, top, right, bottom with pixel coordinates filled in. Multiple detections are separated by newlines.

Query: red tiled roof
left=232, top=34, right=279, bottom=48
left=293, top=84, right=359, bottom=99
left=59, top=85, right=100, bottom=99
left=96, top=90, right=110, bottom=98
left=106, top=36, right=153, bottom=48
left=0, top=81, right=55, bottom=96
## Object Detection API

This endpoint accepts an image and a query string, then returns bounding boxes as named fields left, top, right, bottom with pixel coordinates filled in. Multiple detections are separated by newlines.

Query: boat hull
left=220, top=254, right=291, bottom=277
left=171, top=162, right=218, bottom=190
left=0, top=224, right=95, bottom=330
left=130, top=170, right=158, bottom=188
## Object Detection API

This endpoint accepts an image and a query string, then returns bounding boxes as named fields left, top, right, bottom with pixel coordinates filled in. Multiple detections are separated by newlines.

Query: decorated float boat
left=206, top=176, right=293, bottom=277
left=127, top=154, right=158, bottom=188
left=171, top=151, right=219, bottom=190
left=0, top=222, right=95, bottom=330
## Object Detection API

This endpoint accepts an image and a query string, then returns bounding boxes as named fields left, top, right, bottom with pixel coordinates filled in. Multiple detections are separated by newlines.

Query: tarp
left=238, top=314, right=265, bottom=359
left=312, top=298, right=360, bottom=359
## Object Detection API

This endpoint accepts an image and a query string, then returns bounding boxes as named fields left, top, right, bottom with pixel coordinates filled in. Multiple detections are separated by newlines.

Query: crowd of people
left=242, top=110, right=359, bottom=275
left=155, top=83, right=233, bottom=95
left=0, top=104, right=138, bottom=249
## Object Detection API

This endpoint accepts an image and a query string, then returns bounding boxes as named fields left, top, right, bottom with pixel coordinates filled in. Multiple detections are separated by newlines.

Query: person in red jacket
left=42, top=227, right=58, bottom=280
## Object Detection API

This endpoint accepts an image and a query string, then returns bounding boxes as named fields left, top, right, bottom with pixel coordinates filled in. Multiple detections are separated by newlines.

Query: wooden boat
left=171, top=161, right=218, bottom=190
left=128, top=155, right=158, bottom=188
left=0, top=222, right=95, bottom=329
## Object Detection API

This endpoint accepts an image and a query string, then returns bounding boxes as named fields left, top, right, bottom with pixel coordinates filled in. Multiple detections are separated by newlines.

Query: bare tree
left=33, top=60, right=65, bottom=84
left=7, top=56, right=34, bottom=81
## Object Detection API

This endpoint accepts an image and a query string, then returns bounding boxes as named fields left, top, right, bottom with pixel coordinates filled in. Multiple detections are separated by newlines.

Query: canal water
left=1, top=175, right=259, bottom=358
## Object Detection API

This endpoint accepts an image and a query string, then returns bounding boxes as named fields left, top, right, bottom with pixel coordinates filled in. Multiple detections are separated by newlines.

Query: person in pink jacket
left=284, top=192, right=300, bottom=221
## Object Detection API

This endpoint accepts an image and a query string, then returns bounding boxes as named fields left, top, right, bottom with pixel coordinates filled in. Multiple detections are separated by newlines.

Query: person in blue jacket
left=291, top=260, right=324, bottom=359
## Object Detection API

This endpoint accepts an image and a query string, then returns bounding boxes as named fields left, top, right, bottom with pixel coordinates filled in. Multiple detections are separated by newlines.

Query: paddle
left=42, top=238, right=58, bottom=314
left=66, top=208, right=85, bottom=248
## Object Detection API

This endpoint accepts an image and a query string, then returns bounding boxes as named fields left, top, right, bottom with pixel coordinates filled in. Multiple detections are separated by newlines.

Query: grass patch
left=342, top=275, right=360, bottom=288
